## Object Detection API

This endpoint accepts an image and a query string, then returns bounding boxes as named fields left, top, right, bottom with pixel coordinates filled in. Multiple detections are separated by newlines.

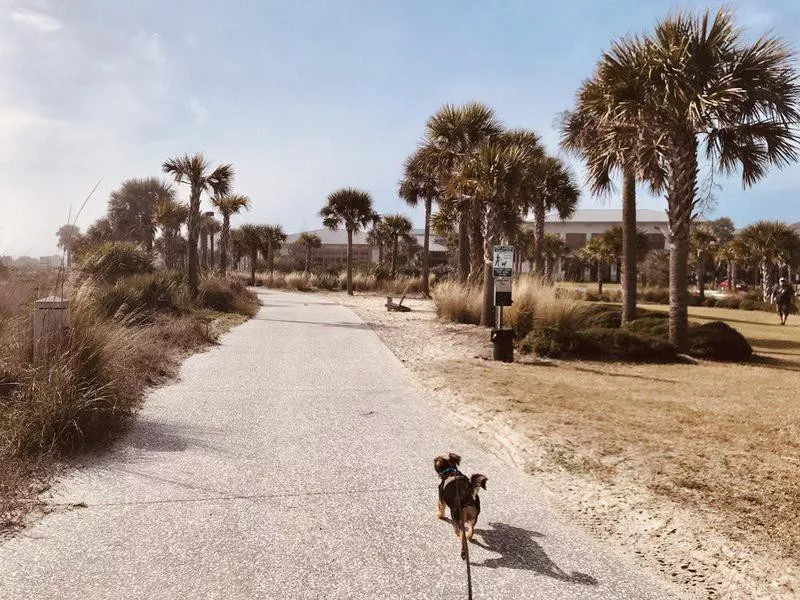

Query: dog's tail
left=469, top=474, right=488, bottom=496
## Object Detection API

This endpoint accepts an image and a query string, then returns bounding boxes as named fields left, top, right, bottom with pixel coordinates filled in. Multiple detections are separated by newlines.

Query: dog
left=433, top=453, right=488, bottom=559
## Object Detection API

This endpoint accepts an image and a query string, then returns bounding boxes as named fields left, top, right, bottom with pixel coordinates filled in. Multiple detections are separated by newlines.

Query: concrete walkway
left=0, top=290, right=677, bottom=599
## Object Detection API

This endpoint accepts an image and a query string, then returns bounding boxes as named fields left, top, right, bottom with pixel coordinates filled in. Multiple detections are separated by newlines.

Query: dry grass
left=0, top=268, right=256, bottom=534
left=244, top=270, right=428, bottom=295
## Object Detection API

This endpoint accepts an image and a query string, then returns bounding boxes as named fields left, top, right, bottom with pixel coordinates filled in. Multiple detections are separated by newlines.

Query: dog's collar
left=439, top=467, right=458, bottom=477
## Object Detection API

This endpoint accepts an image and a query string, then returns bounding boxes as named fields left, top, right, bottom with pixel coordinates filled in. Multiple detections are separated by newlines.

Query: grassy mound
left=521, top=326, right=676, bottom=362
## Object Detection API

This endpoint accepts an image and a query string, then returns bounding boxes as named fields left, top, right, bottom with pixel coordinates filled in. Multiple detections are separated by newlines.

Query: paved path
left=0, top=290, right=678, bottom=599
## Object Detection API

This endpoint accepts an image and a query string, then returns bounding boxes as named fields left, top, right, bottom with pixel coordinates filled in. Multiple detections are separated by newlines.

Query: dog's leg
left=437, top=499, right=445, bottom=520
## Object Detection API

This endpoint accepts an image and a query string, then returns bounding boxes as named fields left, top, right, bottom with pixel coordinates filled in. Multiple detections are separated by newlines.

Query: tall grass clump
left=432, top=280, right=482, bottom=325
left=198, top=275, right=260, bottom=316
left=506, top=276, right=590, bottom=338
left=78, top=242, right=154, bottom=283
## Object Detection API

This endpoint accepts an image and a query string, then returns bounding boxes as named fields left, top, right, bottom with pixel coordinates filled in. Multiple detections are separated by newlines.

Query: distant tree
left=206, top=217, right=222, bottom=269
left=82, top=216, right=115, bottom=251
left=738, top=221, right=800, bottom=301
left=382, top=214, right=414, bottom=277
left=107, top=178, right=174, bottom=251
left=212, top=194, right=251, bottom=276
left=258, top=225, right=286, bottom=274
left=162, top=153, right=234, bottom=296
left=155, top=200, right=188, bottom=269
left=366, top=220, right=393, bottom=265
left=56, top=224, right=82, bottom=266
left=540, top=233, right=568, bottom=280
left=578, top=235, right=617, bottom=294
left=296, top=233, right=322, bottom=272
left=320, top=188, right=377, bottom=295
left=690, top=223, right=718, bottom=299
left=238, top=224, right=268, bottom=285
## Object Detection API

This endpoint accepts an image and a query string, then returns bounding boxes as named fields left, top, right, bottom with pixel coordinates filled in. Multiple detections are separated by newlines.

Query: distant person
left=772, top=277, right=795, bottom=325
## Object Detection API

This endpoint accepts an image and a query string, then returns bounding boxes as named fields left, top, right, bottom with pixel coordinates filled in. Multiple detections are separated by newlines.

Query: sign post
left=491, top=245, right=514, bottom=362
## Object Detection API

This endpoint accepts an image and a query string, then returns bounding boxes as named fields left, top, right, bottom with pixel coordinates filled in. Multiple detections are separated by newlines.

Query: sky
left=2, top=0, right=800, bottom=257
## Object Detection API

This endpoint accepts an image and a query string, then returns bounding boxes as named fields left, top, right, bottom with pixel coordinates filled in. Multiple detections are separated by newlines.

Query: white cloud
left=134, top=31, right=165, bottom=65
left=187, top=96, right=209, bottom=126
left=11, top=9, right=62, bottom=33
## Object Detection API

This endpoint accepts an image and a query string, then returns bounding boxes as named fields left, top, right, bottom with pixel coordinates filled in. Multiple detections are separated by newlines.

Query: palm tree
left=578, top=235, right=617, bottom=294
left=738, top=221, right=800, bottom=301
left=155, top=200, right=188, bottom=269
left=418, top=102, right=503, bottom=281
left=591, top=9, right=800, bottom=349
left=56, top=224, right=81, bottom=267
left=262, top=225, right=287, bottom=274
left=454, top=142, right=529, bottom=326
left=320, top=188, right=377, bottom=295
left=690, top=223, right=717, bottom=299
left=296, top=233, right=322, bottom=272
left=561, top=70, right=661, bottom=324
left=383, top=214, right=414, bottom=277
left=212, top=194, right=251, bottom=276
left=162, top=153, right=234, bottom=296
left=541, top=233, right=568, bottom=280
left=238, top=224, right=267, bottom=285
left=207, top=217, right=222, bottom=269
left=366, top=220, right=393, bottom=265
left=198, top=212, right=215, bottom=270
left=108, top=178, right=175, bottom=251
left=399, top=148, right=440, bottom=296
left=230, top=228, right=247, bottom=272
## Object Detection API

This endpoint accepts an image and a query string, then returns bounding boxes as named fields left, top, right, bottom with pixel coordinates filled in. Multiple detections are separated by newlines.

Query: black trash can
left=490, top=328, right=514, bottom=363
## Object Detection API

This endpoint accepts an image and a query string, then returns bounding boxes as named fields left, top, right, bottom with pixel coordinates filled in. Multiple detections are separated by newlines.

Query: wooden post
left=34, top=296, right=70, bottom=364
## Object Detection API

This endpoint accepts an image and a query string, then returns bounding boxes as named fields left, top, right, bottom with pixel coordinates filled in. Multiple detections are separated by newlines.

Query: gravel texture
left=0, top=290, right=678, bottom=599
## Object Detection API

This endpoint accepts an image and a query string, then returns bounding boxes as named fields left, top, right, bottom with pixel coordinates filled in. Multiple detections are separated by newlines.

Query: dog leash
left=454, top=483, right=474, bottom=600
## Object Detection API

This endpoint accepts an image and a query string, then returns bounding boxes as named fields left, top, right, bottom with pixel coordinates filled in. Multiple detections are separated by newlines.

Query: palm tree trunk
left=422, top=198, right=431, bottom=297
left=268, top=246, right=275, bottom=274
left=209, top=234, right=215, bottom=270
left=481, top=206, right=496, bottom=328
left=621, top=169, right=637, bottom=324
left=761, top=262, right=772, bottom=302
left=597, top=264, right=603, bottom=295
left=220, top=217, right=230, bottom=276
left=305, top=247, right=310, bottom=273
left=249, top=249, right=257, bottom=286
left=667, top=136, right=697, bottom=353
left=187, top=189, right=201, bottom=297
left=469, top=199, right=484, bottom=281
left=532, top=202, right=545, bottom=275
left=391, top=237, right=398, bottom=277
left=458, top=212, right=470, bottom=282
left=544, top=258, right=551, bottom=280
left=698, top=257, right=706, bottom=299
left=201, top=229, right=208, bottom=270
left=346, top=229, right=354, bottom=296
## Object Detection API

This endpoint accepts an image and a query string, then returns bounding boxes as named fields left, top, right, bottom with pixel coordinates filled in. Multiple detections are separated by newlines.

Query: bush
left=93, top=271, right=187, bottom=321
left=688, top=321, right=752, bottom=361
left=624, top=315, right=669, bottom=338
left=640, top=287, right=669, bottom=304
left=314, top=273, right=340, bottom=290
left=702, top=297, right=718, bottom=307
left=506, top=276, right=590, bottom=339
left=285, top=272, right=314, bottom=291
left=79, top=242, right=154, bottom=283
left=198, top=276, right=260, bottom=316
left=520, top=326, right=676, bottom=362
left=739, top=298, right=757, bottom=310
left=717, top=296, right=741, bottom=309
left=432, top=280, right=482, bottom=325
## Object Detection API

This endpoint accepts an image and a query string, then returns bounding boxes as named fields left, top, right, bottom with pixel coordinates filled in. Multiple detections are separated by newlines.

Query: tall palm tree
left=262, top=225, right=287, bottom=274
left=197, top=212, right=215, bottom=270
left=212, top=194, right=251, bottom=276
left=320, top=188, right=377, bottom=295
left=238, top=224, right=267, bottom=285
left=399, top=148, right=440, bottom=296
left=155, top=200, right=188, bottom=269
left=207, top=218, right=222, bottom=269
left=591, top=10, right=800, bottom=349
left=454, top=142, right=529, bottom=326
left=561, top=67, right=661, bottom=323
left=296, top=233, right=322, bottom=272
left=525, top=156, right=580, bottom=276
left=418, top=102, right=502, bottom=281
left=162, top=153, right=234, bottom=296
left=383, top=214, right=414, bottom=277
left=690, top=223, right=718, bottom=299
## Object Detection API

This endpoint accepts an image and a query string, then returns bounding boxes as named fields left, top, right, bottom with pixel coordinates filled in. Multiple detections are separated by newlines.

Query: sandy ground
left=326, top=291, right=800, bottom=600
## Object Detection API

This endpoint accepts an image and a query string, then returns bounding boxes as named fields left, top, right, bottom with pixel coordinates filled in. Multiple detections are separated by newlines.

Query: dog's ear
left=471, top=474, right=488, bottom=490
left=433, top=456, right=448, bottom=473
left=448, top=453, right=461, bottom=466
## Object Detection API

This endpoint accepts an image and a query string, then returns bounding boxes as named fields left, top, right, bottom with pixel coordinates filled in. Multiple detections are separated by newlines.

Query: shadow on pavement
left=251, top=317, right=372, bottom=330
left=471, top=522, right=598, bottom=586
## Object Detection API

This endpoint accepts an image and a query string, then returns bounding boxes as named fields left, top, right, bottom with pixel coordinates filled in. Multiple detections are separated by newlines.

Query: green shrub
left=688, top=321, right=752, bottom=361
left=95, top=271, right=187, bottom=321
left=79, top=242, right=154, bottom=283
left=716, top=296, right=741, bottom=309
left=739, top=298, right=757, bottom=310
left=520, top=326, right=676, bottom=362
left=624, top=316, right=670, bottom=338
left=702, top=297, right=718, bottom=307
left=640, top=287, right=670, bottom=304
left=198, top=276, right=260, bottom=316
left=583, top=304, right=622, bottom=329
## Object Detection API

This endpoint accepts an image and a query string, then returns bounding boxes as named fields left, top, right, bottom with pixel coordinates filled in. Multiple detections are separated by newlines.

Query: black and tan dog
left=433, top=453, right=488, bottom=559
